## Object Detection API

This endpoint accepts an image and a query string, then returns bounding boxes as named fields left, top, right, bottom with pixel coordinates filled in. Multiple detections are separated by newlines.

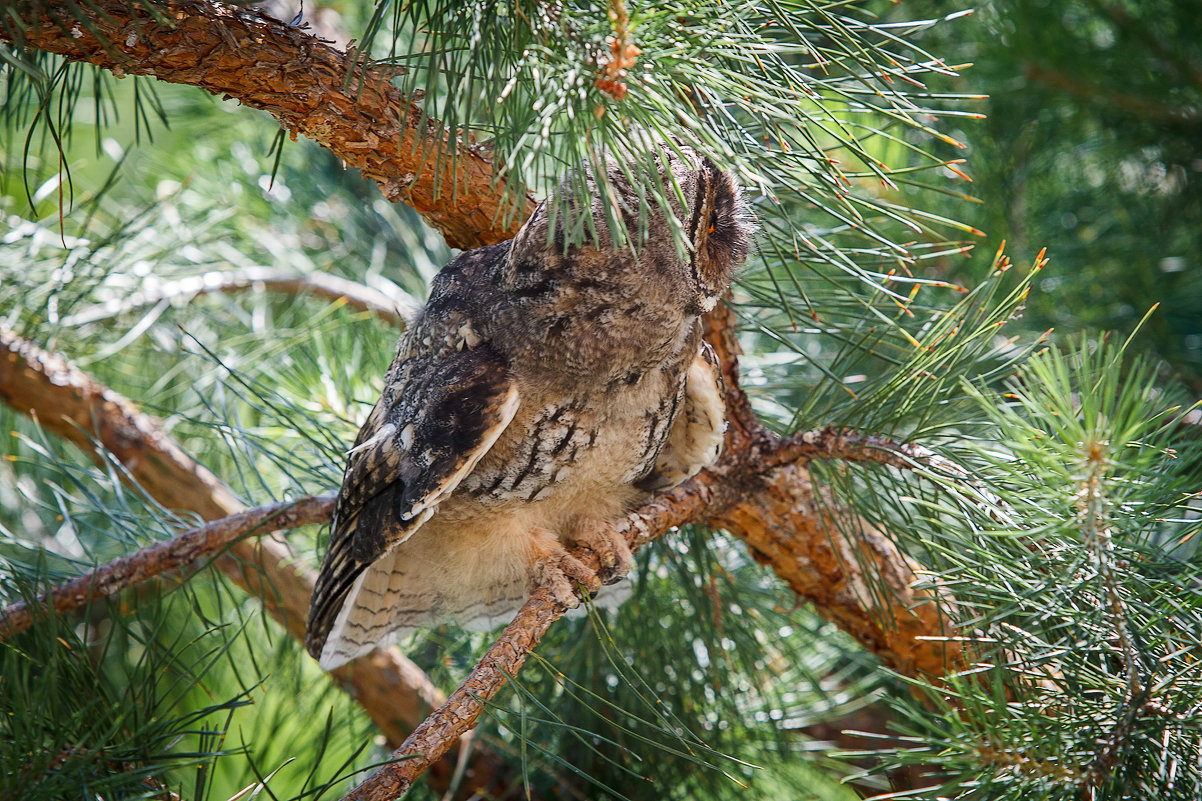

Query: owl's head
left=673, top=150, right=753, bottom=314
left=504, top=143, right=753, bottom=316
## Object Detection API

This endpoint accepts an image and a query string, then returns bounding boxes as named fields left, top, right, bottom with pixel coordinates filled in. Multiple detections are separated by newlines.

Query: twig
left=0, top=494, right=334, bottom=640
left=345, top=589, right=563, bottom=801
left=61, top=268, right=417, bottom=328
left=770, top=426, right=942, bottom=470
left=769, top=426, right=1016, bottom=525
left=701, top=302, right=759, bottom=442
left=1079, top=441, right=1144, bottom=790
left=1023, top=62, right=1201, bottom=124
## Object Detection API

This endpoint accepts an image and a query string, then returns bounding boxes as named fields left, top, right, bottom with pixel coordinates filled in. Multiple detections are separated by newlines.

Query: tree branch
left=699, top=305, right=962, bottom=678
left=3, top=0, right=535, bottom=249
left=1023, top=62, right=1202, bottom=124
left=0, top=329, right=507, bottom=796
left=0, top=494, right=334, bottom=640
left=61, top=268, right=417, bottom=328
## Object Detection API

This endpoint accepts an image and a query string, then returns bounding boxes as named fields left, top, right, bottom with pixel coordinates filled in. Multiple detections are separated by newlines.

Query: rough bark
left=700, top=304, right=959, bottom=677
left=2, top=0, right=533, bottom=250
left=706, top=465, right=954, bottom=677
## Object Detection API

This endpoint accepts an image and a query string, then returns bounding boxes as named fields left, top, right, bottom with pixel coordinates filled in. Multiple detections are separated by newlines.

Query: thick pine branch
left=2, top=0, right=533, bottom=249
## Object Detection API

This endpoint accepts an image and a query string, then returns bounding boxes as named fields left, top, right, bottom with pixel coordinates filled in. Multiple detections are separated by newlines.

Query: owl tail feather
left=319, top=567, right=639, bottom=668
left=317, top=550, right=528, bottom=670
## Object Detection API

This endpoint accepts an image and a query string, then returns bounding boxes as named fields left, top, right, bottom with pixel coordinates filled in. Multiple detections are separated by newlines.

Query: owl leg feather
left=529, top=537, right=602, bottom=609
left=566, top=519, right=634, bottom=585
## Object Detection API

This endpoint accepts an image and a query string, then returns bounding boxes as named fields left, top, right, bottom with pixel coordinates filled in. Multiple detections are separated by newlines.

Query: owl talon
left=570, top=522, right=634, bottom=585
left=531, top=550, right=602, bottom=609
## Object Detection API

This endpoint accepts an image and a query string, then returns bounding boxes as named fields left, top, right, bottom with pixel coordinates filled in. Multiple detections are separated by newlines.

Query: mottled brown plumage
left=307, top=144, right=753, bottom=669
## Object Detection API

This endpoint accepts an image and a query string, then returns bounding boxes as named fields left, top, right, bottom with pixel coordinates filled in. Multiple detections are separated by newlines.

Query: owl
left=306, top=144, right=753, bottom=670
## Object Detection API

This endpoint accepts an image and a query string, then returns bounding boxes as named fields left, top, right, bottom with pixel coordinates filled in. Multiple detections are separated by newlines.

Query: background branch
left=1022, top=62, right=1202, bottom=124
left=61, top=268, right=416, bottom=328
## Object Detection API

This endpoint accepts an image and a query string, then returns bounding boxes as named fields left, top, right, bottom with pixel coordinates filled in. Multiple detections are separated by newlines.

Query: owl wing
left=305, top=343, right=519, bottom=662
left=636, top=341, right=727, bottom=492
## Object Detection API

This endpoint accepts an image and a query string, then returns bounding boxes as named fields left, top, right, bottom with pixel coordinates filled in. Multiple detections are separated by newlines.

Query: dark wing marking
left=305, top=344, right=519, bottom=659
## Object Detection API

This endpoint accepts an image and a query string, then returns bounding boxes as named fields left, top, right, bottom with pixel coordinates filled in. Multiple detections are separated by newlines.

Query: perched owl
left=306, top=144, right=753, bottom=670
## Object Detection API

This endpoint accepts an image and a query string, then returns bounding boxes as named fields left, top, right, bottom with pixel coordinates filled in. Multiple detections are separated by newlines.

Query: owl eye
left=707, top=210, right=718, bottom=235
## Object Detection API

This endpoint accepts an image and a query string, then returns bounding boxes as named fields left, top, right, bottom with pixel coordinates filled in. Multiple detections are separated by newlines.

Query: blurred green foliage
left=901, top=0, right=1202, bottom=388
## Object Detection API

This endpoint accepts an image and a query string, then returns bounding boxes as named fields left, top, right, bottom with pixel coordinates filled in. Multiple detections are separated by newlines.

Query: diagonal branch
left=700, top=304, right=961, bottom=678
left=0, top=494, right=334, bottom=640
left=3, top=0, right=535, bottom=250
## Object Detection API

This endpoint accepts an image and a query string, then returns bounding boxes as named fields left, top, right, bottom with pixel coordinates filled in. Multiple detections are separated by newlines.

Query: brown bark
left=0, top=329, right=503, bottom=796
left=699, top=305, right=961, bottom=677
left=707, top=465, right=955, bottom=677
left=2, top=0, right=533, bottom=250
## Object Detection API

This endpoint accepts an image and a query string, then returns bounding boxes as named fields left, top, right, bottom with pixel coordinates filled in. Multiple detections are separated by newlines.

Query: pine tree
left=1, top=2, right=1199, bottom=800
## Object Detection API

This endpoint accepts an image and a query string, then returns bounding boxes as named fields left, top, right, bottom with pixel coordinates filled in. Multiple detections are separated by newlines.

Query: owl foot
left=530, top=547, right=602, bottom=610
left=569, top=520, right=634, bottom=585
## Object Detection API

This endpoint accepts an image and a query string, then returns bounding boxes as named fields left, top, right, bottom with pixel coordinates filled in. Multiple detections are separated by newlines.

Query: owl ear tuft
left=502, top=200, right=552, bottom=285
